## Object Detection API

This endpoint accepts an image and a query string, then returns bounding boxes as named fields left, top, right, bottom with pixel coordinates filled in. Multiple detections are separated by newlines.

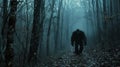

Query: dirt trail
left=38, top=41, right=120, bottom=67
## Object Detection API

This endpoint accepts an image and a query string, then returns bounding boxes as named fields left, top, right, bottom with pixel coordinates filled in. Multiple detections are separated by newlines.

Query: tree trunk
left=54, top=0, right=62, bottom=52
left=96, top=0, right=102, bottom=43
left=1, top=0, right=8, bottom=63
left=60, top=6, right=64, bottom=49
left=103, top=0, right=107, bottom=41
left=4, top=0, right=18, bottom=67
left=2, top=0, right=8, bottom=43
left=28, top=0, right=44, bottom=62
left=46, top=0, right=55, bottom=56
left=110, top=0, right=114, bottom=41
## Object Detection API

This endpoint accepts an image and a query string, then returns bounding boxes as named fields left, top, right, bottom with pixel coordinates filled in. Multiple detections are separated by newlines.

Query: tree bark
left=4, top=0, right=18, bottom=67
left=28, top=0, right=44, bottom=62
left=1, top=0, right=8, bottom=63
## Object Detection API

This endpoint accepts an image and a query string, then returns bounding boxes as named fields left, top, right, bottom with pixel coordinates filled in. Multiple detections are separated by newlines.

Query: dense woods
left=0, top=0, right=120, bottom=67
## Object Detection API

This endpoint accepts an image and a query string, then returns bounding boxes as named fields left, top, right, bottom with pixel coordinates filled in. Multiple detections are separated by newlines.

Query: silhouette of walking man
left=71, top=29, right=87, bottom=55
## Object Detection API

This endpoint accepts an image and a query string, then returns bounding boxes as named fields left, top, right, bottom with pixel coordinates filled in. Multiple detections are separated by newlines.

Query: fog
left=0, top=0, right=120, bottom=67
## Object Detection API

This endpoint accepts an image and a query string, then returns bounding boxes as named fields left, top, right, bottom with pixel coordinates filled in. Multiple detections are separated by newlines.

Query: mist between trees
left=0, top=0, right=120, bottom=67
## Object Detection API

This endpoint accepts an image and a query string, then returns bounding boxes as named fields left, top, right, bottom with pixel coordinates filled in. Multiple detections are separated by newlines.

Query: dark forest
left=0, top=0, right=120, bottom=67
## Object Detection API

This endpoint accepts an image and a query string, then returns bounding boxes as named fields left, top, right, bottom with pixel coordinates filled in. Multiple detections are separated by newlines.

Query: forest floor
left=38, top=40, right=120, bottom=67
left=0, top=41, right=120, bottom=67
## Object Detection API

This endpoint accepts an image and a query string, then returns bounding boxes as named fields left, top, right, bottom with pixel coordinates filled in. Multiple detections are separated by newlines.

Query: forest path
left=38, top=41, right=120, bottom=67
left=39, top=51, right=94, bottom=67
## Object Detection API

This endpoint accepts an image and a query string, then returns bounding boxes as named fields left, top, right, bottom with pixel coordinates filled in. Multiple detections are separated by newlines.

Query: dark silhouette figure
left=71, top=29, right=87, bottom=55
